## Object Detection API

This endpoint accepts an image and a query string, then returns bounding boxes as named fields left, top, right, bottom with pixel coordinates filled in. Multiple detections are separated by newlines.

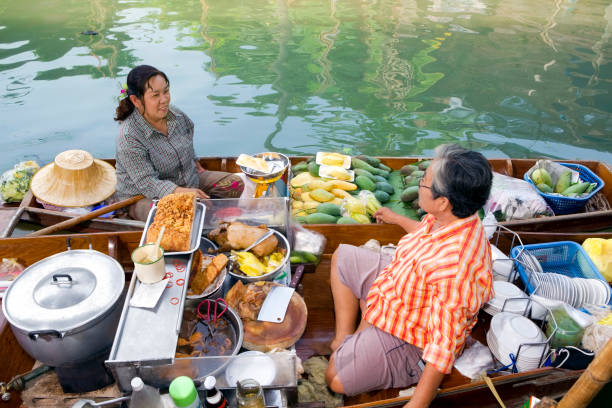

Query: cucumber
left=352, top=157, right=388, bottom=177
left=317, top=202, right=342, bottom=217
left=291, top=162, right=308, bottom=174
left=378, top=163, right=391, bottom=172
left=375, top=181, right=394, bottom=194
left=304, top=213, right=338, bottom=224
left=372, top=175, right=387, bottom=183
left=374, top=190, right=390, bottom=203
left=308, top=162, right=320, bottom=177
left=337, top=216, right=359, bottom=224
left=355, top=175, right=376, bottom=191
left=290, top=254, right=305, bottom=264
left=356, top=155, right=381, bottom=167
left=354, top=168, right=377, bottom=181
left=302, top=251, right=319, bottom=263
left=400, top=164, right=418, bottom=176
left=401, top=186, right=419, bottom=203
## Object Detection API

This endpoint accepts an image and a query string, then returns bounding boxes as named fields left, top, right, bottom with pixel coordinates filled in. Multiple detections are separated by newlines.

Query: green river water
left=1, top=0, right=612, bottom=171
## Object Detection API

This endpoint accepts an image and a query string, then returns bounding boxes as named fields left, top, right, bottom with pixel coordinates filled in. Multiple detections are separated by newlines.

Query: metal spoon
left=71, top=396, right=130, bottom=408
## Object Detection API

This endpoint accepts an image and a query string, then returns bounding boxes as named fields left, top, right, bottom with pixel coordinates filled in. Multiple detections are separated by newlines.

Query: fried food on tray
left=146, top=192, right=196, bottom=252
left=188, top=253, right=228, bottom=295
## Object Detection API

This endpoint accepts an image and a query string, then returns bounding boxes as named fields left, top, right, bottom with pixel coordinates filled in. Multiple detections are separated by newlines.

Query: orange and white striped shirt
left=364, top=214, right=493, bottom=374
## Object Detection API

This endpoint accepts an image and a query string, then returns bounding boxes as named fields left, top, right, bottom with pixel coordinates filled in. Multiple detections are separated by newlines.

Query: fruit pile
left=290, top=154, right=428, bottom=224
left=530, top=168, right=595, bottom=197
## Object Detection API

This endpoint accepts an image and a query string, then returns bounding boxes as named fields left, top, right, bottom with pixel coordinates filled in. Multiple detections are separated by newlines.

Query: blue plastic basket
left=523, top=163, right=604, bottom=215
left=510, top=241, right=612, bottom=306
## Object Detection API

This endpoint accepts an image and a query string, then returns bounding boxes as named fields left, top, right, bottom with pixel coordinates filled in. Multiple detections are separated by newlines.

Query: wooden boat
left=0, top=226, right=607, bottom=407
left=1, top=156, right=611, bottom=237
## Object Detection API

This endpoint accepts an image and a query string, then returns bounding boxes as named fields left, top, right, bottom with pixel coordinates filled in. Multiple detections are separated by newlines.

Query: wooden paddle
left=28, top=195, right=145, bottom=237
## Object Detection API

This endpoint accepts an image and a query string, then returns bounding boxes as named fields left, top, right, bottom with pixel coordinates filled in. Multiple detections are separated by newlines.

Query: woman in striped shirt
left=114, top=65, right=244, bottom=220
left=325, top=144, right=494, bottom=407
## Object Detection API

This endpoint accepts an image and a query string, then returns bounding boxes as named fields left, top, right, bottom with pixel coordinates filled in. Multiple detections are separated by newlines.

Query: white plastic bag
left=0, top=160, right=39, bottom=203
left=483, top=172, right=554, bottom=221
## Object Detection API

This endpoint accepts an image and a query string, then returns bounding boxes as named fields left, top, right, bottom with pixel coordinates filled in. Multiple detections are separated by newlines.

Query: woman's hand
left=174, top=186, right=209, bottom=199
left=373, top=207, right=399, bottom=225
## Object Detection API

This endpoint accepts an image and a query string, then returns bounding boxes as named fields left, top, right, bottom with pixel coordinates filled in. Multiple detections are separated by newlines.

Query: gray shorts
left=334, top=244, right=424, bottom=396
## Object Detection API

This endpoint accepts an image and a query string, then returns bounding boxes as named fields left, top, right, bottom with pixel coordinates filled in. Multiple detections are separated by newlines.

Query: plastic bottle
left=129, top=377, right=164, bottom=408
left=169, top=376, right=203, bottom=408
left=204, top=376, right=227, bottom=408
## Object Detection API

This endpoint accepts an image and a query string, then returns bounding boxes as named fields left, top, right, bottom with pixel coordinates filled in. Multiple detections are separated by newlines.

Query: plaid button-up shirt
left=115, top=106, right=199, bottom=200
left=364, top=214, right=493, bottom=374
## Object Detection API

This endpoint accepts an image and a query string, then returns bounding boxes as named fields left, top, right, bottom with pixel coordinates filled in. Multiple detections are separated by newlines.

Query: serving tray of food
left=140, top=193, right=206, bottom=256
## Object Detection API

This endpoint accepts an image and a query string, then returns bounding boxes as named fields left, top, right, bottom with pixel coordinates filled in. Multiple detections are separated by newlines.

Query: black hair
left=114, top=65, right=169, bottom=121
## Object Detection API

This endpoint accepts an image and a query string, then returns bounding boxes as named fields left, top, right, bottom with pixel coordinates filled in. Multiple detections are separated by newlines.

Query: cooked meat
left=226, top=222, right=278, bottom=257
left=146, top=192, right=196, bottom=252
left=226, top=281, right=272, bottom=321
left=189, top=253, right=228, bottom=295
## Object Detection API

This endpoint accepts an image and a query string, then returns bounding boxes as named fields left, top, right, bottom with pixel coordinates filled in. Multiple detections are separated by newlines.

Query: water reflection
left=0, top=0, right=611, bottom=171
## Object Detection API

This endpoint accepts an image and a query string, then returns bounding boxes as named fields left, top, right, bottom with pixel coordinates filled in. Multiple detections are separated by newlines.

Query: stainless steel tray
left=106, top=254, right=193, bottom=367
left=140, top=201, right=206, bottom=256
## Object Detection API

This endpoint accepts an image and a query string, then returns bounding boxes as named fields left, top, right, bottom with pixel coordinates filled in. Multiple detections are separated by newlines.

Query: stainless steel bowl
left=228, top=229, right=290, bottom=283
left=238, top=152, right=289, bottom=181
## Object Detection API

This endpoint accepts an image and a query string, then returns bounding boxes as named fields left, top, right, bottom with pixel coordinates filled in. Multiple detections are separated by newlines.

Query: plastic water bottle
left=169, top=376, right=203, bottom=408
left=129, top=377, right=164, bottom=408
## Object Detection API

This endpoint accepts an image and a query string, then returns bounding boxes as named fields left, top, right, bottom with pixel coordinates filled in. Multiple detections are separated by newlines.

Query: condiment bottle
left=236, top=378, right=265, bottom=408
left=169, top=376, right=203, bottom=408
left=204, top=376, right=227, bottom=408
left=129, top=377, right=164, bottom=408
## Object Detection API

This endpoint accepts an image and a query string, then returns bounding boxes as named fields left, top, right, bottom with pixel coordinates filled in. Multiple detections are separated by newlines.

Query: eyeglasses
left=418, top=178, right=433, bottom=190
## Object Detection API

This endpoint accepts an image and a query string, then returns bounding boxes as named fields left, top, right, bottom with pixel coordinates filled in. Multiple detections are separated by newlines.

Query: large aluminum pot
left=2, top=239, right=125, bottom=367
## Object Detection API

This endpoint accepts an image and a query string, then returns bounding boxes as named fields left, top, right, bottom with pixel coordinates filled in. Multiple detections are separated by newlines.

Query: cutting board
left=242, top=290, right=307, bottom=352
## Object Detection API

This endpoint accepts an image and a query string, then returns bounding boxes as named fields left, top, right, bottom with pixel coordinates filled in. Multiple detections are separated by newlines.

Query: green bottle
left=169, top=376, right=202, bottom=408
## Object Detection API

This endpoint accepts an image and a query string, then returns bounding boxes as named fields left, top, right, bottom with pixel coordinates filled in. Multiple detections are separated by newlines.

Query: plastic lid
left=131, top=377, right=144, bottom=392
left=169, top=376, right=198, bottom=407
left=204, top=376, right=216, bottom=390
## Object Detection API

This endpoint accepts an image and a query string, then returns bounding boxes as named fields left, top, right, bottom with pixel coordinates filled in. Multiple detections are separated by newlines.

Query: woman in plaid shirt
left=325, top=144, right=494, bottom=407
left=114, top=65, right=244, bottom=220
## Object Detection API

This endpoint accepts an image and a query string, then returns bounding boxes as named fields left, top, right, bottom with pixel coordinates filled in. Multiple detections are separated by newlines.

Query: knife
left=257, top=265, right=305, bottom=323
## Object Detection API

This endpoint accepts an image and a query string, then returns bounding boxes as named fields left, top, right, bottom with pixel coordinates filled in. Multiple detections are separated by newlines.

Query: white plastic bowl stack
left=491, top=244, right=514, bottom=281
left=483, top=281, right=528, bottom=316
left=486, top=312, right=548, bottom=372
left=532, top=272, right=611, bottom=308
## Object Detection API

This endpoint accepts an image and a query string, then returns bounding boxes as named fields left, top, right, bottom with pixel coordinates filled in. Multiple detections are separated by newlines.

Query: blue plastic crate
left=523, top=163, right=604, bottom=215
left=510, top=241, right=612, bottom=306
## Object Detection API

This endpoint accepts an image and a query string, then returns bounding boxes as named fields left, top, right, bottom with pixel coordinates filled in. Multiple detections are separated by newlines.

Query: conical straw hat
left=30, top=150, right=116, bottom=207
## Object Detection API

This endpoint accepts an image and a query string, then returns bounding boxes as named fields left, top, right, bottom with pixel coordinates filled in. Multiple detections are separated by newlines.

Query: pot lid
left=2, top=249, right=124, bottom=334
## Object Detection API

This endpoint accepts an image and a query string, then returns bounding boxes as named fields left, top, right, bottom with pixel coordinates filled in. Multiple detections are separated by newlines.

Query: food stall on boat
left=0, top=152, right=611, bottom=407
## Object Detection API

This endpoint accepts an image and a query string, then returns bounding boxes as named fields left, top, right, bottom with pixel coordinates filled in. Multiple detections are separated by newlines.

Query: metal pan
left=140, top=202, right=206, bottom=256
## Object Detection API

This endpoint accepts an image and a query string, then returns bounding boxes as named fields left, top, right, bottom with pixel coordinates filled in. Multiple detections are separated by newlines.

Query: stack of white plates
left=532, top=272, right=611, bottom=308
left=487, top=312, right=548, bottom=372
left=483, top=281, right=528, bottom=316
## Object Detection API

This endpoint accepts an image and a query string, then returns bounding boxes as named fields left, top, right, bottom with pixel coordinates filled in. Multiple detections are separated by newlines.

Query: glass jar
left=236, top=378, right=265, bottom=408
